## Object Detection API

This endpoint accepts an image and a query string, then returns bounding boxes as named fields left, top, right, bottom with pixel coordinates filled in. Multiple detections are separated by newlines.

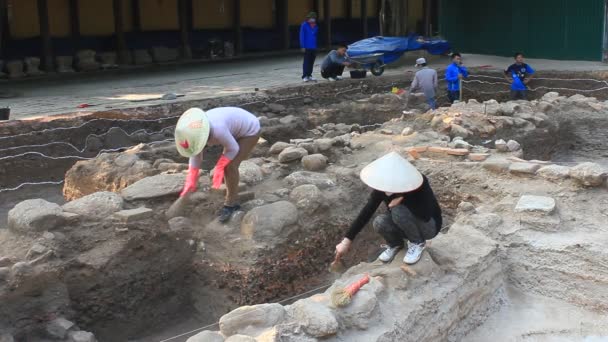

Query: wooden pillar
left=178, top=0, right=192, bottom=58
left=113, top=0, right=129, bottom=64
left=234, top=0, right=243, bottom=55
left=324, top=0, right=331, bottom=49
left=424, top=0, right=432, bottom=36
left=37, top=0, right=53, bottom=71
left=132, top=0, right=141, bottom=32
left=278, top=0, right=289, bottom=50
left=346, top=0, right=352, bottom=20
left=313, top=0, right=320, bottom=13
left=68, top=0, right=80, bottom=39
left=361, top=0, right=368, bottom=38
left=0, top=0, right=6, bottom=59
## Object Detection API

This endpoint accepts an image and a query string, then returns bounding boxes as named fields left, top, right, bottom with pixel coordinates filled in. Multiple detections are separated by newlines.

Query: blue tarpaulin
left=347, top=35, right=451, bottom=64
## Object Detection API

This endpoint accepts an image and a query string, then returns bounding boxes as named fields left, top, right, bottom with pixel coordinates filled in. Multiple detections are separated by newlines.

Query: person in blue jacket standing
left=300, top=11, right=319, bottom=82
left=504, top=52, right=535, bottom=100
left=445, top=53, right=468, bottom=103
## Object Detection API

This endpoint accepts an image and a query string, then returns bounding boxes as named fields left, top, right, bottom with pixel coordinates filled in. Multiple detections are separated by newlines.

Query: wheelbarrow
left=347, top=53, right=386, bottom=76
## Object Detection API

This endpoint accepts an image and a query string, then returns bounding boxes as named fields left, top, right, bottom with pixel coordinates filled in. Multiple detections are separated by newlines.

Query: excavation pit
left=1, top=71, right=608, bottom=341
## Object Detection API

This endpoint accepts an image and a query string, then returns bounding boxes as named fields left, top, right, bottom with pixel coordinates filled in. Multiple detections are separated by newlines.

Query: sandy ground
left=1, top=53, right=607, bottom=120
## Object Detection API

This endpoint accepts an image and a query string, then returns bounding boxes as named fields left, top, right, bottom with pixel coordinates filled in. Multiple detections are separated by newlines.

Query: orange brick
left=408, top=149, right=421, bottom=159
left=446, top=148, right=470, bottom=156
left=468, top=153, right=490, bottom=161
left=411, top=146, right=428, bottom=153
left=428, top=146, right=448, bottom=153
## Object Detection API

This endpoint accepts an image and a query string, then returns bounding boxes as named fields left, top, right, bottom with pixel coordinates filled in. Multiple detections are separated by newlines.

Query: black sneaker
left=218, top=204, right=241, bottom=223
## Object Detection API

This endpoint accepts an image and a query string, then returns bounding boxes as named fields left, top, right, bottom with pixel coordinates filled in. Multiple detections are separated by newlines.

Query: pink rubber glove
left=212, top=155, right=232, bottom=189
left=180, top=166, right=200, bottom=197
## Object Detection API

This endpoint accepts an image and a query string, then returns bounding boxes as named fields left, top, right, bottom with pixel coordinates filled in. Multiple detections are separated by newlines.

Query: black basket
left=0, top=108, right=9, bottom=120
left=350, top=70, right=367, bottom=79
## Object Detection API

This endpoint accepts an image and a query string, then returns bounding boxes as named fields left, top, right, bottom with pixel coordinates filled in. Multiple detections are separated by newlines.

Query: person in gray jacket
left=321, top=44, right=352, bottom=81
left=410, top=58, right=438, bottom=109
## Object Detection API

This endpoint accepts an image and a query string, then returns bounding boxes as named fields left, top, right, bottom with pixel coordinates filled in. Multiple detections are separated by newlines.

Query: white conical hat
left=174, top=108, right=211, bottom=158
left=360, top=152, right=423, bottom=193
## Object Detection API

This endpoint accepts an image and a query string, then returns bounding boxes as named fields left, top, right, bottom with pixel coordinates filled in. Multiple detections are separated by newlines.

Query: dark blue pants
left=448, top=90, right=460, bottom=103
left=511, top=90, right=527, bottom=100
left=302, top=49, right=317, bottom=79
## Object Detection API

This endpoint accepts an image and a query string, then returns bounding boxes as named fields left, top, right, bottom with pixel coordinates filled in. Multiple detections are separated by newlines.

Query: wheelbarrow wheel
left=371, top=62, right=385, bottom=76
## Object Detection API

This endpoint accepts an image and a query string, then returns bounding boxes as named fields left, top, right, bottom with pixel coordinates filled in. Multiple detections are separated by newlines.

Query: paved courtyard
left=1, top=53, right=607, bottom=120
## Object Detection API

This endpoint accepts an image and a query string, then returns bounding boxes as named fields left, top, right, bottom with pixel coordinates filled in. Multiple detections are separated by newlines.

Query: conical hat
left=174, top=108, right=211, bottom=158
left=360, top=152, right=423, bottom=193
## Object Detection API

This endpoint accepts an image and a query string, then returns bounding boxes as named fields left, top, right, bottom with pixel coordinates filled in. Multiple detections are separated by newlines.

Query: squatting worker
left=299, top=11, right=319, bottom=82
left=504, top=52, right=535, bottom=100
left=445, top=52, right=468, bottom=103
left=334, top=152, right=443, bottom=265
left=320, top=43, right=352, bottom=81
left=175, top=107, right=260, bottom=223
left=410, top=57, right=438, bottom=110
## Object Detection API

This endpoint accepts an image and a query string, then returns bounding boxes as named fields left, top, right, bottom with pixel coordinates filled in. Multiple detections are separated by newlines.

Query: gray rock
left=331, top=134, right=352, bottom=147
left=153, top=158, right=175, bottom=169
left=241, top=202, right=298, bottom=240
left=24, top=57, right=43, bottom=76
left=27, top=243, right=48, bottom=257
left=68, top=331, right=97, bottom=342
left=509, top=162, right=540, bottom=175
left=0, top=267, right=10, bottom=281
left=494, top=139, right=508, bottom=152
left=121, top=174, right=186, bottom=201
left=157, top=162, right=188, bottom=173
left=0, top=257, right=12, bottom=267
left=506, top=140, right=521, bottom=152
left=8, top=199, right=64, bottom=233
left=537, top=101, right=555, bottom=113
left=278, top=147, right=308, bottom=163
left=186, top=331, right=224, bottom=342
left=313, top=138, right=333, bottom=152
left=289, top=185, right=325, bottom=214
left=379, top=129, right=394, bottom=135
left=301, top=154, right=328, bottom=171
left=269, top=142, right=293, bottom=154
left=457, top=201, right=476, bottom=213
left=288, top=299, right=338, bottom=337
left=401, top=127, right=414, bottom=136
left=62, top=191, right=124, bottom=220
left=483, top=99, right=501, bottom=115
left=219, top=303, right=285, bottom=337
left=133, top=49, right=153, bottom=65
left=6, top=60, right=25, bottom=79
left=285, top=171, right=336, bottom=189
left=268, top=103, right=286, bottom=112
left=569, top=162, right=607, bottom=187
left=113, top=207, right=153, bottom=223
left=76, top=49, right=100, bottom=71
left=450, top=124, right=470, bottom=138
left=537, top=165, right=570, bottom=181
left=225, top=336, right=256, bottom=342
left=0, top=333, right=14, bottom=342
left=515, top=195, right=556, bottom=214
left=541, top=92, right=560, bottom=102
left=332, top=279, right=378, bottom=329
left=238, top=161, right=263, bottom=185
left=482, top=160, right=510, bottom=173
left=46, top=317, right=75, bottom=339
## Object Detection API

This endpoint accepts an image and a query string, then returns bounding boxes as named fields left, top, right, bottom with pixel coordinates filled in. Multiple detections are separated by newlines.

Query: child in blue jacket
left=445, top=53, right=468, bottom=103
left=299, top=12, right=319, bottom=82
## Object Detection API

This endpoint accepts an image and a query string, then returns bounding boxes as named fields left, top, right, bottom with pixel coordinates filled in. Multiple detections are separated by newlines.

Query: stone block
left=506, top=139, right=521, bottom=152
left=269, top=142, right=293, bottom=154
left=24, top=57, right=44, bottom=76
left=569, top=162, right=607, bottom=187
left=68, top=331, right=97, bottom=342
left=278, top=147, right=308, bottom=163
left=121, top=174, right=186, bottom=201
left=186, top=331, right=224, bottom=342
left=288, top=299, right=338, bottom=337
left=56, top=56, right=75, bottom=73
left=150, top=46, right=179, bottom=63
left=241, top=201, right=298, bottom=240
left=469, top=153, right=490, bottom=161
left=313, top=138, right=334, bottom=152
left=301, top=154, right=328, bottom=171
left=219, top=303, right=285, bottom=337
left=537, top=165, right=570, bottom=181
left=509, top=162, right=540, bottom=175
left=285, top=171, right=335, bottom=189
left=98, top=52, right=118, bottom=68
left=515, top=195, right=556, bottom=214
left=482, top=160, right=511, bottom=173
left=8, top=199, right=64, bottom=233
left=76, top=50, right=100, bottom=71
left=6, top=60, right=25, bottom=79
left=46, top=317, right=75, bottom=339
left=62, top=191, right=124, bottom=220
left=113, top=207, right=153, bottom=223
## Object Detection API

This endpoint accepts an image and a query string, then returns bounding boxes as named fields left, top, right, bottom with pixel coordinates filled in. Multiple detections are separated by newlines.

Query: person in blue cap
left=504, top=52, right=535, bottom=100
left=445, top=53, right=468, bottom=103
left=299, top=11, right=319, bottom=82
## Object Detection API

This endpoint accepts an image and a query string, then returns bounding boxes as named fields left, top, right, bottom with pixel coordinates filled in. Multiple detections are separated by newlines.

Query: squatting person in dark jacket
left=320, top=44, right=352, bottom=81
left=299, top=11, right=319, bottom=82
left=334, top=152, right=443, bottom=265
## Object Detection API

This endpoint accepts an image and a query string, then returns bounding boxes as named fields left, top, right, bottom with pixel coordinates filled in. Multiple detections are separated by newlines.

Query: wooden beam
left=234, top=0, right=242, bottom=55
left=313, top=0, right=320, bottom=14
left=424, top=0, right=432, bottom=36
left=113, top=0, right=129, bottom=64
left=361, top=0, right=368, bottom=38
left=68, top=0, right=79, bottom=39
left=178, top=0, right=192, bottom=58
left=324, top=0, right=331, bottom=48
left=37, top=0, right=53, bottom=71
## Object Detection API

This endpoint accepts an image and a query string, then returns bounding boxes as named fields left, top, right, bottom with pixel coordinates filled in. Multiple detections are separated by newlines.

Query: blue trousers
left=302, top=49, right=317, bottom=79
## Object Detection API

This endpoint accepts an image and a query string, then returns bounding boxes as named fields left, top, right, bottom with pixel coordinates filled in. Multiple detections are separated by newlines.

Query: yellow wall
left=139, top=0, right=179, bottom=31
left=9, top=0, right=40, bottom=38
left=48, top=0, right=70, bottom=37
left=330, top=0, right=346, bottom=18
left=408, top=0, right=423, bottom=31
left=288, top=0, right=312, bottom=25
left=193, top=0, right=233, bottom=29
left=79, top=0, right=115, bottom=36
left=241, top=0, right=273, bottom=28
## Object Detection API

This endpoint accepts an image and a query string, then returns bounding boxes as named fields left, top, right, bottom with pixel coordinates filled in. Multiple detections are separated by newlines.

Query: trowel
left=329, top=254, right=347, bottom=274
